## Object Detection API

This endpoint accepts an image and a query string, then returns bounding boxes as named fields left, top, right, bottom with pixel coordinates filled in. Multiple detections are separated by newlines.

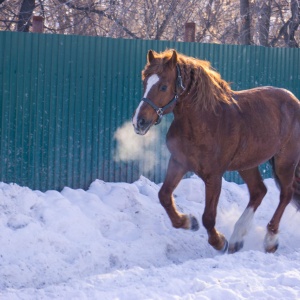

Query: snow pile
left=0, top=176, right=300, bottom=299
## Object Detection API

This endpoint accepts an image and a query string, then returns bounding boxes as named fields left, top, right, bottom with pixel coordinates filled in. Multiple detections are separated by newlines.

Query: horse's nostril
left=138, top=118, right=146, bottom=127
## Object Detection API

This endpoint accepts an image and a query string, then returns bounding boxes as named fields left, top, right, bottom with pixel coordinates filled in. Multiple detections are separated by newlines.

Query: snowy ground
left=0, top=175, right=300, bottom=299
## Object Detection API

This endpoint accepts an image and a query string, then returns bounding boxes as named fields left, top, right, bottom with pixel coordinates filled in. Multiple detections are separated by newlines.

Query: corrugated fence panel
left=0, top=31, right=300, bottom=190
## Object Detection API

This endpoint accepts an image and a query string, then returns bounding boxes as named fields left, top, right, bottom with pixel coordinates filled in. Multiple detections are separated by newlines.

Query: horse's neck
left=174, top=99, right=210, bottom=118
left=173, top=100, right=221, bottom=127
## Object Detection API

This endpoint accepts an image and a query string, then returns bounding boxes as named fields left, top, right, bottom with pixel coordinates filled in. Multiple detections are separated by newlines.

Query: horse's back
left=234, top=86, right=300, bottom=129
left=226, top=86, right=300, bottom=170
left=234, top=86, right=299, bottom=107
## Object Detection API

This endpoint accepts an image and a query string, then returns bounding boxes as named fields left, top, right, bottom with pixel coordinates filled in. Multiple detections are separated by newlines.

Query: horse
left=132, top=49, right=300, bottom=254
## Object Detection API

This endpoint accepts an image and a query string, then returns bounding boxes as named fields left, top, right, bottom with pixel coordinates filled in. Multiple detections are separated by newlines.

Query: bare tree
left=0, top=0, right=299, bottom=48
left=240, top=0, right=251, bottom=44
left=288, top=0, right=300, bottom=47
left=17, top=0, right=35, bottom=31
left=270, top=0, right=300, bottom=47
left=257, top=0, right=271, bottom=46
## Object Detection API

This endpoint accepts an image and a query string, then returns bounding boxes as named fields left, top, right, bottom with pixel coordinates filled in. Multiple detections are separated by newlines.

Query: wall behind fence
left=0, top=31, right=299, bottom=191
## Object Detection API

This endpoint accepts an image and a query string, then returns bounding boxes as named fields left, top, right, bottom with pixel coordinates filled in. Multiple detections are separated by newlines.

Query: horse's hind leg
left=202, top=175, right=228, bottom=252
left=228, top=168, right=267, bottom=254
left=264, top=156, right=297, bottom=253
left=159, top=156, right=199, bottom=231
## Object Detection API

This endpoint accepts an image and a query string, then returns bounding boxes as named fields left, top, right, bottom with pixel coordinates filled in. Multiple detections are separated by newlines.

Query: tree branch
left=58, top=0, right=140, bottom=39
left=155, top=0, right=179, bottom=40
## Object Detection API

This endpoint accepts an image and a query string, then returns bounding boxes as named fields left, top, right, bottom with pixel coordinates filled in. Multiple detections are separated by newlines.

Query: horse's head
left=132, top=49, right=183, bottom=135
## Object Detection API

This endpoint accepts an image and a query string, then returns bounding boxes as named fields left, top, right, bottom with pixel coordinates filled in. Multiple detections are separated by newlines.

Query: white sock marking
left=132, top=74, right=159, bottom=127
left=264, top=231, right=279, bottom=250
left=229, top=207, right=255, bottom=245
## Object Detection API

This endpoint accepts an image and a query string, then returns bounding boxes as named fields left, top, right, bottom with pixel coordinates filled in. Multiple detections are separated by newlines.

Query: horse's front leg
left=202, top=175, right=228, bottom=252
left=159, top=156, right=199, bottom=231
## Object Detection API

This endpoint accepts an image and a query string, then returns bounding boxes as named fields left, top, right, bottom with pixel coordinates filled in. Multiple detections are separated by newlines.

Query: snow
left=0, top=175, right=300, bottom=299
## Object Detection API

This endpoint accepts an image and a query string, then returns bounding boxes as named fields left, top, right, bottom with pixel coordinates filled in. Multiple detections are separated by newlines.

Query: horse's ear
left=148, top=50, right=156, bottom=63
left=168, top=50, right=177, bottom=69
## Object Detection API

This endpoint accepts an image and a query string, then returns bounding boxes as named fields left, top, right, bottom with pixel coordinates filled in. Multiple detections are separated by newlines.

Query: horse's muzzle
left=133, top=117, right=152, bottom=135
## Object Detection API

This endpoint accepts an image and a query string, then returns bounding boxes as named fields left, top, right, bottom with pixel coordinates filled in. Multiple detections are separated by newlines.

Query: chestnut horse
left=132, top=49, right=300, bottom=254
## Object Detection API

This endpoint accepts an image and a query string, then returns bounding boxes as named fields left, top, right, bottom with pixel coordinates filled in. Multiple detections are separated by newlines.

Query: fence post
left=184, top=22, right=196, bottom=42
left=32, top=16, right=44, bottom=33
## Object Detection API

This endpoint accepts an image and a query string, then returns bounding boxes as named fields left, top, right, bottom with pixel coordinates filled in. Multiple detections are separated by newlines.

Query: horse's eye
left=160, top=85, right=167, bottom=91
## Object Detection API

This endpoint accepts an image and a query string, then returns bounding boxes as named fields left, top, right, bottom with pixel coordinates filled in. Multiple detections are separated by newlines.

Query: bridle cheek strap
left=142, top=95, right=178, bottom=125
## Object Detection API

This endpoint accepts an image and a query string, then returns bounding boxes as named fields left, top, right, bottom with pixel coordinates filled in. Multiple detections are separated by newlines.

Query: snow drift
left=0, top=176, right=300, bottom=299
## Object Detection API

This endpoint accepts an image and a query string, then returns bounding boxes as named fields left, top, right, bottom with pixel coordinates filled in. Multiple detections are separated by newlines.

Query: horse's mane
left=142, top=49, right=235, bottom=112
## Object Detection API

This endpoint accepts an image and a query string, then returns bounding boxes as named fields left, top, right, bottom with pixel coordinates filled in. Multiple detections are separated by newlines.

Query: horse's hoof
left=189, top=214, right=199, bottom=231
left=265, top=242, right=279, bottom=253
left=219, top=239, right=229, bottom=254
left=228, top=241, right=244, bottom=254
left=264, top=233, right=279, bottom=253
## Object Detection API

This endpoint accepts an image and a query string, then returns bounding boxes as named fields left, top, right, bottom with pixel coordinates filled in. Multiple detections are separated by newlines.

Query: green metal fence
left=0, top=31, right=299, bottom=191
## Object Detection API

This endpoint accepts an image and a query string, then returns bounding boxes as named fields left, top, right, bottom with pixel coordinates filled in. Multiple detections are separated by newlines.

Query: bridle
left=141, top=65, right=186, bottom=125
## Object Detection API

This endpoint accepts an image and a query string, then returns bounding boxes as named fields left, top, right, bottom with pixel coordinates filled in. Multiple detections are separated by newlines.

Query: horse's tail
left=293, top=162, right=300, bottom=211
left=269, top=158, right=300, bottom=211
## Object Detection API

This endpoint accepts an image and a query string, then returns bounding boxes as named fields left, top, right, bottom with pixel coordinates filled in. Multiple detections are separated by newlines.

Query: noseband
left=141, top=65, right=185, bottom=125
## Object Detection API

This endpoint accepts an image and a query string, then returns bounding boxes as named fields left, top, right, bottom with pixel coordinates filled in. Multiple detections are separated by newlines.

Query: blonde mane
left=142, top=49, right=235, bottom=112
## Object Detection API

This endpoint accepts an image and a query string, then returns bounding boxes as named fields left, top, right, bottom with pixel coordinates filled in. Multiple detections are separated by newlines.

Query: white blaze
left=143, top=74, right=159, bottom=98
left=132, top=74, right=159, bottom=127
